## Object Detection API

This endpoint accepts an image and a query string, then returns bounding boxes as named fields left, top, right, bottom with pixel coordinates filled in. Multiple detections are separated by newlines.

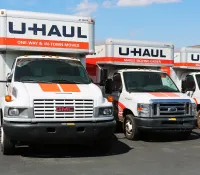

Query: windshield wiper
left=51, top=79, right=82, bottom=84
left=19, top=79, right=84, bottom=84
left=153, top=88, right=179, bottom=92
left=128, top=87, right=154, bottom=92
left=19, top=80, right=54, bottom=83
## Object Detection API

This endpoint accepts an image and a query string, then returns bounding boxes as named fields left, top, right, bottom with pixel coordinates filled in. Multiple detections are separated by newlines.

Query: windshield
left=123, top=71, right=180, bottom=92
left=14, top=58, right=91, bottom=84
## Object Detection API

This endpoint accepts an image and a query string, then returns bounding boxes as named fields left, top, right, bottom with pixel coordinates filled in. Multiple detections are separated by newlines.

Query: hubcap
left=125, top=119, right=132, bottom=135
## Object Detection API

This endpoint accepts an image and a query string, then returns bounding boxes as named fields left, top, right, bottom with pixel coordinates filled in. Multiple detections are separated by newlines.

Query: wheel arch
left=123, top=108, right=134, bottom=118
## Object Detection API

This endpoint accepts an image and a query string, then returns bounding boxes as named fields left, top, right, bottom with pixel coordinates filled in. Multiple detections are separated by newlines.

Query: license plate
left=169, top=118, right=176, bottom=121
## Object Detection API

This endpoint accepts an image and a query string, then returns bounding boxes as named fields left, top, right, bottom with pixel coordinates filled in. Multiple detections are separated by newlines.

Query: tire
left=1, top=127, right=15, bottom=155
left=124, top=114, right=140, bottom=140
left=197, top=110, right=200, bottom=128
left=95, top=137, right=114, bottom=154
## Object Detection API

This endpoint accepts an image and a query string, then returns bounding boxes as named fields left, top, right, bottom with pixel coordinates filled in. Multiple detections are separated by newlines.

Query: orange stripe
left=163, top=93, right=179, bottom=97
left=0, top=37, right=88, bottom=49
left=59, top=84, right=80, bottom=92
left=174, top=63, right=200, bottom=67
left=194, top=98, right=198, bottom=104
left=86, top=57, right=173, bottom=65
left=149, top=92, right=168, bottom=97
left=149, top=92, right=179, bottom=97
left=39, top=84, right=60, bottom=92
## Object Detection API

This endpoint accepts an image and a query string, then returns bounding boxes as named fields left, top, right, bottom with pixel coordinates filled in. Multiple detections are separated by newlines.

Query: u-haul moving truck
left=171, top=47, right=200, bottom=127
left=0, top=9, right=115, bottom=155
left=86, top=39, right=196, bottom=140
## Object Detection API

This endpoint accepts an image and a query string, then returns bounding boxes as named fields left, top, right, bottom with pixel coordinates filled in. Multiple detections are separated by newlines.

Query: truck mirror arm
left=0, top=78, right=12, bottom=83
left=0, top=80, right=10, bottom=83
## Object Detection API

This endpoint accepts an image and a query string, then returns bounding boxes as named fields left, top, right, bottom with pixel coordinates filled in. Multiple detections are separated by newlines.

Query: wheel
left=197, top=110, right=200, bottom=128
left=124, top=114, right=140, bottom=140
left=1, top=127, right=15, bottom=155
left=94, top=137, right=114, bottom=154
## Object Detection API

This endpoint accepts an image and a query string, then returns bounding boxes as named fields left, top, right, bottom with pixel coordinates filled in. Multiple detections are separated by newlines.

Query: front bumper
left=3, top=120, right=116, bottom=144
left=135, top=116, right=197, bottom=132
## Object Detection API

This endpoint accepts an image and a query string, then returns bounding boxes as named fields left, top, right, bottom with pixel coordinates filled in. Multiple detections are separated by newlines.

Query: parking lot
left=0, top=130, right=200, bottom=175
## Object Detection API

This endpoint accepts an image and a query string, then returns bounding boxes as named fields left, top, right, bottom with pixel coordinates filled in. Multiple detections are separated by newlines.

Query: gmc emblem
left=56, top=107, right=74, bottom=112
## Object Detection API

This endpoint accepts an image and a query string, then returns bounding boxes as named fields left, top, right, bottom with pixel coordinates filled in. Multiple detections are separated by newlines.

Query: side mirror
left=105, top=79, right=113, bottom=94
left=99, top=80, right=105, bottom=86
left=99, top=69, right=107, bottom=86
left=7, top=73, right=12, bottom=83
left=182, top=80, right=195, bottom=92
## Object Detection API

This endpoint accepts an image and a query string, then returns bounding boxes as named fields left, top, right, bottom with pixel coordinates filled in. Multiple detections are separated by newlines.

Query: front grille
left=33, top=99, right=94, bottom=119
left=152, top=102, right=191, bottom=117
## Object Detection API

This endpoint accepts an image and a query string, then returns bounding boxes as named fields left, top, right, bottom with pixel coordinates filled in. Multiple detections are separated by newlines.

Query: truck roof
left=0, top=9, right=93, bottom=21
left=179, top=47, right=200, bottom=53
left=96, top=38, right=174, bottom=48
left=0, top=9, right=95, bottom=54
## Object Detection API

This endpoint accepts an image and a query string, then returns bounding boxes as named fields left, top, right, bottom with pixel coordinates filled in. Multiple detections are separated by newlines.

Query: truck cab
left=86, top=38, right=197, bottom=140
left=172, top=47, right=200, bottom=127
left=0, top=9, right=115, bottom=155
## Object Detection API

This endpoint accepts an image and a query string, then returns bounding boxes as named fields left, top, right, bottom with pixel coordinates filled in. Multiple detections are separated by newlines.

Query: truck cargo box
left=0, top=9, right=95, bottom=54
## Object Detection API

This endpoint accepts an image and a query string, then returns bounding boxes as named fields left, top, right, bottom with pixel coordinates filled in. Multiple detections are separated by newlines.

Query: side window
left=112, top=73, right=122, bottom=92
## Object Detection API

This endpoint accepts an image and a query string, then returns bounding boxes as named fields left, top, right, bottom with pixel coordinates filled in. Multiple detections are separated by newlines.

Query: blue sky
left=1, top=0, right=200, bottom=48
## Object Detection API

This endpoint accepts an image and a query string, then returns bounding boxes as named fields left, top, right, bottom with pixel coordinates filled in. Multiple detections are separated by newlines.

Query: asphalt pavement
left=0, top=130, right=200, bottom=175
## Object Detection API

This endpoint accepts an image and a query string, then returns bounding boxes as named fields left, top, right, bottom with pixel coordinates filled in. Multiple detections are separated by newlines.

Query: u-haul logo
left=8, top=22, right=87, bottom=38
left=119, top=47, right=166, bottom=58
left=191, top=53, right=200, bottom=61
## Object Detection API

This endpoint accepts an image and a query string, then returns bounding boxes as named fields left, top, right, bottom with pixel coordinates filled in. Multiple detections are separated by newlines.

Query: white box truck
left=0, top=9, right=116, bottom=155
left=171, top=47, right=200, bottom=127
left=86, top=39, right=197, bottom=140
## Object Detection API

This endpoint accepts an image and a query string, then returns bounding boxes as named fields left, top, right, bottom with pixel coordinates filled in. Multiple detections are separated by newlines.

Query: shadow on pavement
left=141, top=130, right=200, bottom=142
left=13, top=135, right=132, bottom=158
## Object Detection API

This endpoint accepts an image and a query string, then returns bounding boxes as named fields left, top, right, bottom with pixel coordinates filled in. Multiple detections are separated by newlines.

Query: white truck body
left=0, top=9, right=115, bottom=155
left=86, top=39, right=196, bottom=140
left=171, top=47, right=200, bottom=126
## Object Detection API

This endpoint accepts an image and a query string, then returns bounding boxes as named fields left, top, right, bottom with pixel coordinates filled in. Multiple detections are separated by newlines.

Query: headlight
left=8, top=108, right=19, bottom=116
left=191, top=103, right=197, bottom=116
left=98, top=107, right=113, bottom=116
left=137, top=103, right=151, bottom=117
left=7, top=108, right=28, bottom=117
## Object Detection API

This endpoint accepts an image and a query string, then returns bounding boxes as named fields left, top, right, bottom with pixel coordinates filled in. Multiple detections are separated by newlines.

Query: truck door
left=112, top=73, right=123, bottom=122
